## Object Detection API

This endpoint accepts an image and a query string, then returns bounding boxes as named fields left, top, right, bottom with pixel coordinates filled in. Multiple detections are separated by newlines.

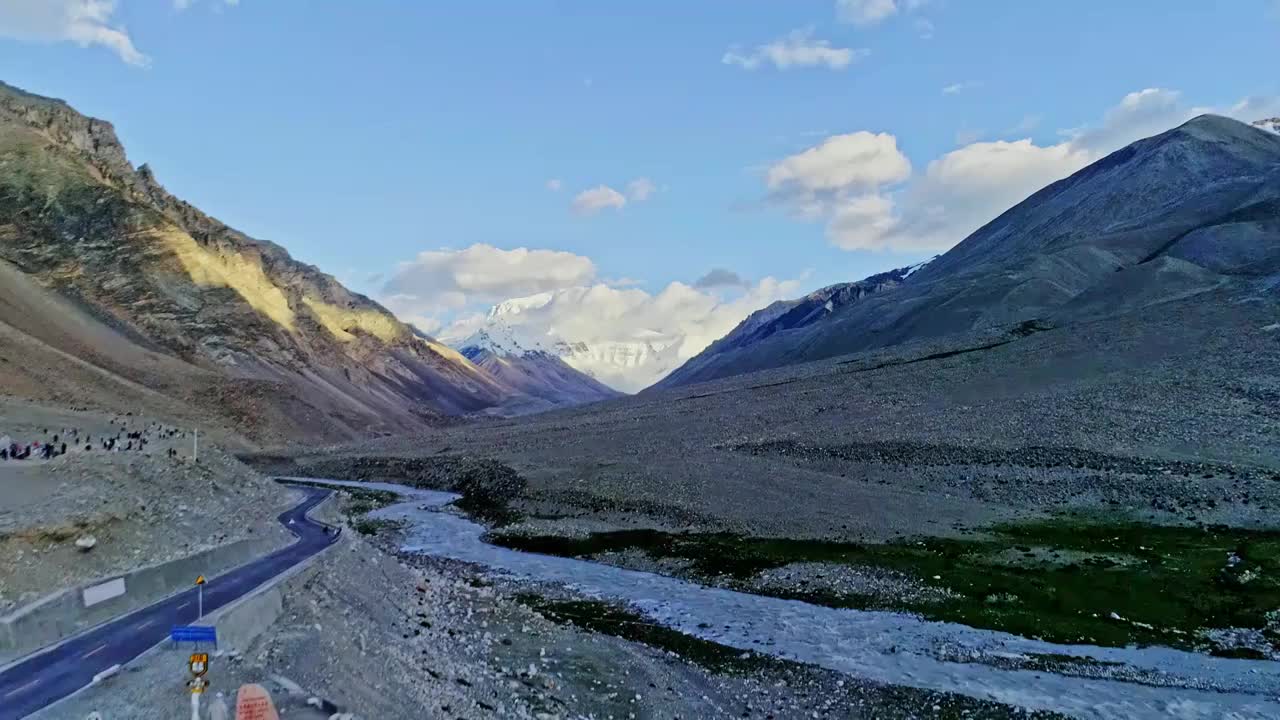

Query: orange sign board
left=189, top=652, right=209, bottom=677
left=195, top=575, right=207, bottom=585
left=235, top=684, right=279, bottom=720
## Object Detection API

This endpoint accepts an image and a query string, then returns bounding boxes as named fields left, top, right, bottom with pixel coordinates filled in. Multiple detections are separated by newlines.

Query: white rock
left=75, top=536, right=97, bottom=551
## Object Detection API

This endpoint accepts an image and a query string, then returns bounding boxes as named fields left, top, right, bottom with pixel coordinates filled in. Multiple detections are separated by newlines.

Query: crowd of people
left=0, top=419, right=191, bottom=462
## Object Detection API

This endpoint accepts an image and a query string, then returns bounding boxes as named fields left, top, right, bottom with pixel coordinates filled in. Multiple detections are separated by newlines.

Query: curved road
left=0, top=484, right=337, bottom=720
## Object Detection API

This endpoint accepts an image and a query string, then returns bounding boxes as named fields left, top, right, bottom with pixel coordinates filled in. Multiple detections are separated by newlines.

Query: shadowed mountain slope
left=659, top=115, right=1280, bottom=387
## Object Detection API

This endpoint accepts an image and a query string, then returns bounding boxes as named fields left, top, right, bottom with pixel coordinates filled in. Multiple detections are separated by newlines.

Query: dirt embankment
left=0, top=404, right=296, bottom=612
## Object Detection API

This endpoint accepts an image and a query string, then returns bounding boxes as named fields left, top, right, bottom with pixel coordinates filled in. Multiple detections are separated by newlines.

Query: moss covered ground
left=497, top=519, right=1280, bottom=650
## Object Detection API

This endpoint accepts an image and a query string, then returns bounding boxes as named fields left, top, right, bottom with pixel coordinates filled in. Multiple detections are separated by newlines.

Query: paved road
left=0, top=484, right=338, bottom=720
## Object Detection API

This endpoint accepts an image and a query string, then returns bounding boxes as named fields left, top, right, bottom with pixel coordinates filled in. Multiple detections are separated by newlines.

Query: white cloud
left=381, top=244, right=597, bottom=331
left=769, top=87, right=1280, bottom=253
left=766, top=131, right=911, bottom=212
left=723, top=28, right=867, bottom=71
left=627, top=177, right=656, bottom=201
left=1227, top=95, right=1280, bottom=121
left=546, top=178, right=563, bottom=192
left=0, top=0, right=149, bottom=66
left=1064, top=88, right=1186, bottom=156
left=439, top=277, right=804, bottom=392
left=830, top=139, right=1090, bottom=251
left=836, top=0, right=898, bottom=25
left=942, top=81, right=980, bottom=96
left=571, top=185, right=628, bottom=215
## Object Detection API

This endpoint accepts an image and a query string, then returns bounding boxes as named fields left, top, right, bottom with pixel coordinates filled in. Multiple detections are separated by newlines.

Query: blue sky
left=1, top=0, right=1278, bottom=340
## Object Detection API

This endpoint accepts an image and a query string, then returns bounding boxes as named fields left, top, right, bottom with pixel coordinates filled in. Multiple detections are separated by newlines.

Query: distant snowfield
left=306, top=477, right=1280, bottom=720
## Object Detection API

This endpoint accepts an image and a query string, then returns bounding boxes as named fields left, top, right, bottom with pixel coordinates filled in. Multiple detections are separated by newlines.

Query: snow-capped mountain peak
left=459, top=321, right=546, bottom=357
left=1255, top=118, right=1280, bottom=136
left=487, top=292, right=554, bottom=319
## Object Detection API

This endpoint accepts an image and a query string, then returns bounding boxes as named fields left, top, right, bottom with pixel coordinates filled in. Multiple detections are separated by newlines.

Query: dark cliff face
left=0, top=81, right=525, bottom=442
left=660, top=115, right=1280, bottom=388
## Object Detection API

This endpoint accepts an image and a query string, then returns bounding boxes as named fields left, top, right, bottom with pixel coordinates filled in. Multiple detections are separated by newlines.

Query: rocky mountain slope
left=658, top=259, right=932, bottom=388
left=0, top=81, right=543, bottom=443
left=660, top=115, right=1280, bottom=387
left=458, top=324, right=621, bottom=406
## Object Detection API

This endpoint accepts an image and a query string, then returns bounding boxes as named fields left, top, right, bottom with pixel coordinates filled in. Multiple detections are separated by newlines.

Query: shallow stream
left=289, top=477, right=1280, bottom=720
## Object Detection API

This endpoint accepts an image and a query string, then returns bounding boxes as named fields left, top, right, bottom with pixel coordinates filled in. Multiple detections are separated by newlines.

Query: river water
left=290, top=478, right=1280, bottom=719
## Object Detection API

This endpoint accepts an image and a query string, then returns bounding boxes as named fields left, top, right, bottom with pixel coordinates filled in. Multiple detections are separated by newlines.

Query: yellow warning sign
left=189, top=652, right=209, bottom=677
left=195, top=575, right=206, bottom=585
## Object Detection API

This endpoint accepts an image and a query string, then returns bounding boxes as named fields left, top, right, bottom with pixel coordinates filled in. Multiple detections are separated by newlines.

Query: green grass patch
left=495, top=520, right=1280, bottom=651
left=353, top=517, right=403, bottom=536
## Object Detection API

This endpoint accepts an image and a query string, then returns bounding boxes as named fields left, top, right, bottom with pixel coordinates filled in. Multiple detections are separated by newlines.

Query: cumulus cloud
left=836, top=0, right=898, bottom=25
left=571, top=185, right=628, bottom=215
left=0, top=0, right=148, bottom=66
left=439, top=277, right=804, bottom=392
left=694, top=268, right=749, bottom=289
left=723, top=28, right=867, bottom=71
left=830, top=139, right=1090, bottom=251
left=570, top=178, right=657, bottom=215
left=769, top=88, right=1280, bottom=253
left=381, top=244, right=597, bottom=331
left=766, top=131, right=911, bottom=216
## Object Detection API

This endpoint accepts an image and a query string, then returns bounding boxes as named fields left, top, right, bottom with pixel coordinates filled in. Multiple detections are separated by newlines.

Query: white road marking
left=177, top=601, right=191, bottom=609
left=3, top=676, right=41, bottom=698
left=82, top=643, right=109, bottom=659
left=136, top=618, right=155, bottom=629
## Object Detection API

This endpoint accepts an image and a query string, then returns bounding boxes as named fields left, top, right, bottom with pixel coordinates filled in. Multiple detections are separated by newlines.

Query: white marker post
left=193, top=428, right=199, bottom=463
left=188, top=653, right=209, bottom=720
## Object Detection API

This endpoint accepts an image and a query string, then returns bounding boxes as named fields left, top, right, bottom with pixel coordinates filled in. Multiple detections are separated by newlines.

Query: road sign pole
left=195, top=575, right=207, bottom=620
left=191, top=690, right=201, bottom=720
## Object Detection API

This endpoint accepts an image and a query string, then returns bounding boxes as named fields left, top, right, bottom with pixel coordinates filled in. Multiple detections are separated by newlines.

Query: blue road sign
left=170, top=625, right=217, bottom=648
